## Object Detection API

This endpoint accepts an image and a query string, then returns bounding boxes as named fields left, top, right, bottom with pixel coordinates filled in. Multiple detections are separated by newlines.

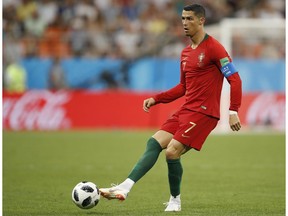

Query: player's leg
left=164, top=139, right=189, bottom=212
left=164, top=111, right=218, bottom=211
left=100, top=130, right=173, bottom=200
left=127, top=130, right=173, bottom=182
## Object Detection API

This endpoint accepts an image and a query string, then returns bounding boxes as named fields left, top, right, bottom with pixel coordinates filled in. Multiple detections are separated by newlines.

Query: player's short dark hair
left=183, top=4, right=206, bottom=18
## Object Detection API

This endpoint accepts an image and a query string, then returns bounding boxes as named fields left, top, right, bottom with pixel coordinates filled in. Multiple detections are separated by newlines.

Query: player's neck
left=190, top=31, right=206, bottom=49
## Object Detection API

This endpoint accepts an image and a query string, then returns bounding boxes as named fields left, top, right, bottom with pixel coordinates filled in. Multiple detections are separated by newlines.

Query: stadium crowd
left=3, top=0, right=285, bottom=62
left=3, top=0, right=285, bottom=92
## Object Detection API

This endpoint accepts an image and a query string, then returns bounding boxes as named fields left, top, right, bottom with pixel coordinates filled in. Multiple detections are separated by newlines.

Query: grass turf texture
left=3, top=130, right=285, bottom=216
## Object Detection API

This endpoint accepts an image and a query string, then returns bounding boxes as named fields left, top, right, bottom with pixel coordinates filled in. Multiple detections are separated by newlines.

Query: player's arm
left=143, top=97, right=155, bottom=112
left=143, top=83, right=185, bottom=112
left=153, top=54, right=186, bottom=105
left=143, top=56, right=186, bottom=113
left=212, top=39, right=242, bottom=131
left=220, top=61, right=242, bottom=131
left=154, top=83, right=185, bottom=104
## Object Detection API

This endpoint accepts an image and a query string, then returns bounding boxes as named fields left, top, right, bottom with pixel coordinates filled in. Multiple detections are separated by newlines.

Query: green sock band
left=128, top=137, right=162, bottom=183
left=167, top=158, right=183, bottom=197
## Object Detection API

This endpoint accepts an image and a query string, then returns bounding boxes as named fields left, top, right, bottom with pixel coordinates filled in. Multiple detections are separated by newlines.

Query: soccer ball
left=72, top=181, right=100, bottom=209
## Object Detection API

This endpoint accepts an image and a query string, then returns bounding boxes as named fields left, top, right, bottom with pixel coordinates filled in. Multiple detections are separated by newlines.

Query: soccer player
left=100, top=4, right=242, bottom=212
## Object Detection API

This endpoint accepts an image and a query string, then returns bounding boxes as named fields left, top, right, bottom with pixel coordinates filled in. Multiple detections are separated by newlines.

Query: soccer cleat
left=164, top=195, right=181, bottom=212
left=99, top=184, right=128, bottom=201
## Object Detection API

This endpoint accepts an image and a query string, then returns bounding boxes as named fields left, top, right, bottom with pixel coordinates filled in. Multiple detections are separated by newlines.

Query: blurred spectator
left=86, top=13, right=111, bottom=57
left=147, top=0, right=173, bottom=9
left=145, top=13, right=168, bottom=35
left=37, top=0, right=58, bottom=26
left=21, top=34, right=38, bottom=58
left=24, top=10, right=46, bottom=37
left=38, top=14, right=70, bottom=58
left=114, top=18, right=141, bottom=58
left=3, top=0, right=21, bottom=7
left=267, top=0, right=285, bottom=16
left=94, top=0, right=112, bottom=11
left=58, top=0, right=77, bottom=24
left=68, top=16, right=90, bottom=57
left=235, top=1, right=256, bottom=18
left=74, top=0, right=99, bottom=21
left=256, top=0, right=283, bottom=19
left=3, top=35, right=24, bottom=62
left=48, top=57, right=68, bottom=90
left=3, top=4, right=24, bottom=39
left=4, top=59, right=27, bottom=93
left=120, top=0, right=139, bottom=20
left=16, top=0, right=37, bottom=22
left=257, top=38, right=283, bottom=59
left=99, top=0, right=122, bottom=25
left=99, top=70, right=119, bottom=89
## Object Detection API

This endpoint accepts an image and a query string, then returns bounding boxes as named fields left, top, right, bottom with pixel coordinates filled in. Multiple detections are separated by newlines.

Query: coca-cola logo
left=3, top=91, right=71, bottom=130
left=246, top=92, right=285, bottom=130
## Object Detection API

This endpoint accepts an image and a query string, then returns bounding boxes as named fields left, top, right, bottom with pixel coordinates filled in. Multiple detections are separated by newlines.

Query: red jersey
left=154, top=34, right=242, bottom=119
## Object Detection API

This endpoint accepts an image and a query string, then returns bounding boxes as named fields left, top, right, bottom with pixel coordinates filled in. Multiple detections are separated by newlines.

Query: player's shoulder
left=204, top=34, right=230, bottom=61
left=182, top=44, right=191, bottom=51
left=206, top=35, right=224, bottom=47
left=181, top=44, right=191, bottom=56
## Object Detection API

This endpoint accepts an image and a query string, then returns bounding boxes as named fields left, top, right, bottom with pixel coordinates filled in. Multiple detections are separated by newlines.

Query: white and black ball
left=72, top=181, right=100, bottom=209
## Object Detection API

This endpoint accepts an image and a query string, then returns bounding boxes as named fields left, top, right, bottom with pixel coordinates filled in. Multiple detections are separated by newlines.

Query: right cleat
left=164, top=195, right=181, bottom=212
left=99, top=185, right=128, bottom=201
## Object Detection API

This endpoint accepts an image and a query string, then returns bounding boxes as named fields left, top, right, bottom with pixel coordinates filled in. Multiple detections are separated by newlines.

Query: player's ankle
left=118, top=178, right=135, bottom=192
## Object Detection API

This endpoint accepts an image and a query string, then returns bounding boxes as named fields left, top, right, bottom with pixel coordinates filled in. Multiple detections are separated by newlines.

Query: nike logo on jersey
left=182, top=134, right=190, bottom=138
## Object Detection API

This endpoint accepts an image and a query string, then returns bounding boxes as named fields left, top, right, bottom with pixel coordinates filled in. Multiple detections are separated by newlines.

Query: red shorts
left=160, top=108, right=218, bottom=151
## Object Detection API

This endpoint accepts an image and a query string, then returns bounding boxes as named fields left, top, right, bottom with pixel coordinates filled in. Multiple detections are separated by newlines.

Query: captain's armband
left=220, top=62, right=237, bottom=78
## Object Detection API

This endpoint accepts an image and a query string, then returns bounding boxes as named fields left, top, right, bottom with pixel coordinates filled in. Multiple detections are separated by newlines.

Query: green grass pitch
left=3, top=130, right=285, bottom=216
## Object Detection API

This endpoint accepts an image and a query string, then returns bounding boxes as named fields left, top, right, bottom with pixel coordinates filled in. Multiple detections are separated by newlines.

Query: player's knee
left=165, top=146, right=180, bottom=160
left=152, top=130, right=173, bottom=149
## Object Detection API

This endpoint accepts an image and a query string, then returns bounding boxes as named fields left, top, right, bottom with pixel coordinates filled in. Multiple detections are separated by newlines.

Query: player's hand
left=143, top=98, right=156, bottom=113
left=229, top=112, right=241, bottom=131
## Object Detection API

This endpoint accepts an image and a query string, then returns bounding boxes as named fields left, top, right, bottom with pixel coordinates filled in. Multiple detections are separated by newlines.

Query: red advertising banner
left=238, top=92, right=285, bottom=130
left=2, top=90, right=184, bottom=130
left=3, top=91, right=285, bottom=131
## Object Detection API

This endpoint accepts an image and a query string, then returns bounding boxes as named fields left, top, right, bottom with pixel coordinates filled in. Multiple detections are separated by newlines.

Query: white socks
left=170, top=194, right=181, bottom=201
left=118, top=178, right=135, bottom=192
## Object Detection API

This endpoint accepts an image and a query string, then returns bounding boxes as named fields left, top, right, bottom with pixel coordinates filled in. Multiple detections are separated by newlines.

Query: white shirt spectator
left=37, top=0, right=58, bottom=25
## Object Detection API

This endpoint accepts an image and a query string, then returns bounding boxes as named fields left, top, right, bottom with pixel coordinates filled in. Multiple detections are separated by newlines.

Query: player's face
left=181, top=10, right=204, bottom=37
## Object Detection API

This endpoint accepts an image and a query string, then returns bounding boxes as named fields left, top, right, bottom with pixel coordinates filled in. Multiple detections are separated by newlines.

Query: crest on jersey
left=197, top=52, right=205, bottom=67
